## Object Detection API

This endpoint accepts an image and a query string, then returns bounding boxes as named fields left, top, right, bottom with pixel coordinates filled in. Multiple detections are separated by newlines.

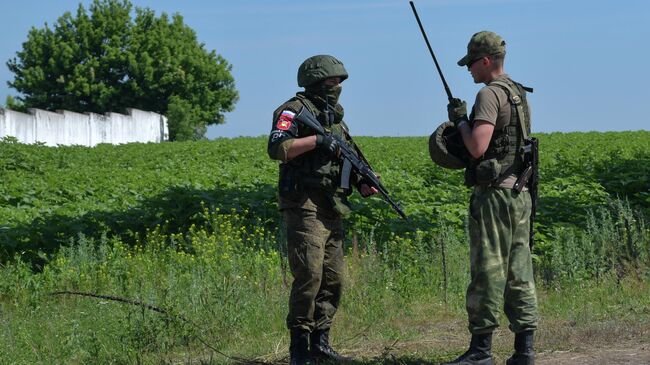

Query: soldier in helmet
left=437, top=31, right=539, bottom=365
left=267, top=55, right=377, bottom=365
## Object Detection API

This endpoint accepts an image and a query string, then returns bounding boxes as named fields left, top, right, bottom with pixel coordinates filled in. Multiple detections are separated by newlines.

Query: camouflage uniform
left=464, top=74, right=539, bottom=335
left=268, top=55, right=360, bottom=364
left=438, top=32, right=538, bottom=365
left=269, top=92, right=356, bottom=332
left=467, top=186, right=538, bottom=334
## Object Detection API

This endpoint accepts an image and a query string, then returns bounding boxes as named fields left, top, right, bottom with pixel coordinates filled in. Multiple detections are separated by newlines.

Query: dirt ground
left=233, top=317, right=650, bottom=364
left=350, top=343, right=650, bottom=365
left=232, top=342, right=650, bottom=365
left=538, top=344, right=650, bottom=365
left=328, top=320, right=650, bottom=365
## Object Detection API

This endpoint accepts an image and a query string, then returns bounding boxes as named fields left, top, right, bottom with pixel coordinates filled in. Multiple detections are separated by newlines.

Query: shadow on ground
left=231, top=358, right=440, bottom=365
left=346, top=357, right=440, bottom=365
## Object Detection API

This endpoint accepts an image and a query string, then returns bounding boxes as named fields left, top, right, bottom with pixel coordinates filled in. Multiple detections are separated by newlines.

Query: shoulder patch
left=276, top=110, right=295, bottom=131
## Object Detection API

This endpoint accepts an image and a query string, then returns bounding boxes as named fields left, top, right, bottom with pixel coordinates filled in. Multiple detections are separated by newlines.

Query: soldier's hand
left=360, top=184, right=378, bottom=197
left=315, top=134, right=340, bottom=157
left=447, top=98, right=468, bottom=126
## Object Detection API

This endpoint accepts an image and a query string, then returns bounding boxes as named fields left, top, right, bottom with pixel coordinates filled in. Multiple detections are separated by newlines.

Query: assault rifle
left=513, top=137, right=539, bottom=248
left=294, top=106, right=408, bottom=220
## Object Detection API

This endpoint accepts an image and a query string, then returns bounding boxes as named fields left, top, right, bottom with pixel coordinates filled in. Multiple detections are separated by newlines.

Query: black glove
left=316, top=134, right=339, bottom=157
left=447, top=98, right=468, bottom=126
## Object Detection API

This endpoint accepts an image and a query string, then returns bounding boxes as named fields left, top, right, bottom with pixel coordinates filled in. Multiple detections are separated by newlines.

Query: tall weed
left=538, top=199, right=649, bottom=284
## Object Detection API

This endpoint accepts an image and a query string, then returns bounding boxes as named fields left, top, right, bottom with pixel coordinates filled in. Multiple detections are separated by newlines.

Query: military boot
left=440, top=333, right=494, bottom=365
left=506, top=331, right=535, bottom=365
left=310, top=329, right=352, bottom=363
left=290, top=329, right=314, bottom=365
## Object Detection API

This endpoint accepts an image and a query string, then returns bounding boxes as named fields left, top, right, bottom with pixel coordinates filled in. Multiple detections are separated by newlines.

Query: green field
left=1, top=132, right=649, bottom=364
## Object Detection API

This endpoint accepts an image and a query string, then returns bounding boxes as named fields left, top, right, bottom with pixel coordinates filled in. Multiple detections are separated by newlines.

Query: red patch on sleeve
left=276, top=110, right=295, bottom=130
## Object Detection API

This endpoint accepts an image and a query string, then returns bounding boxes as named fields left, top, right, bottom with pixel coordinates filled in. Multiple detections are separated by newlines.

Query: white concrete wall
left=0, top=107, right=168, bottom=146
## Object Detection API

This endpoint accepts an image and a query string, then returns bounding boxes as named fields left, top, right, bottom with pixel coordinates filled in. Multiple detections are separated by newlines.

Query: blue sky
left=1, top=0, right=648, bottom=138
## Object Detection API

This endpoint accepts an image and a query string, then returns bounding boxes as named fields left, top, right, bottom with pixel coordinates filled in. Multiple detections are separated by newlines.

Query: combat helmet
left=297, top=55, right=348, bottom=87
left=429, top=121, right=470, bottom=170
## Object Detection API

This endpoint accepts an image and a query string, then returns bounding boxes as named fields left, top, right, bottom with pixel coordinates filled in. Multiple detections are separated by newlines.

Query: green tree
left=4, top=95, right=28, bottom=113
left=6, top=0, right=238, bottom=141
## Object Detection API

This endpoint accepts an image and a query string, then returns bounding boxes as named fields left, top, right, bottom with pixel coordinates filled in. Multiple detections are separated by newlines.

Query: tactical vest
left=465, top=77, right=532, bottom=187
left=276, top=93, right=353, bottom=210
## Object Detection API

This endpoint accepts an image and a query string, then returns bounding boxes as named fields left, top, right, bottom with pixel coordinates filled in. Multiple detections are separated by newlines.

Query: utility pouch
left=475, top=158, right=502, bottom=185
left=278, top=164, right=302, bottom=199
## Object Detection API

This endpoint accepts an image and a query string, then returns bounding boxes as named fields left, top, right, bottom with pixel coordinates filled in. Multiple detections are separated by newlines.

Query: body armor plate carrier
left=465, top=77, right=532, bottom=187
left=276, top=94, right=354, bottom=214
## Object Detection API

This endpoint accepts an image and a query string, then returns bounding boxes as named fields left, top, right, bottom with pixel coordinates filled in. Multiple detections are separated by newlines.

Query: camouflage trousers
left=466, top=186, right=539, bottom=334
left=283, top=207, right=345, bottom=332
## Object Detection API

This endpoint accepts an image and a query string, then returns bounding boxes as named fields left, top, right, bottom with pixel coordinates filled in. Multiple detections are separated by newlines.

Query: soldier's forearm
left=286, top=135, right=318, bottom=161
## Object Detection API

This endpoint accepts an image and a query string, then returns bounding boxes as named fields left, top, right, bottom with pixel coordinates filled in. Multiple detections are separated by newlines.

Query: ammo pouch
left=464, top=158, right=502, bottom=187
